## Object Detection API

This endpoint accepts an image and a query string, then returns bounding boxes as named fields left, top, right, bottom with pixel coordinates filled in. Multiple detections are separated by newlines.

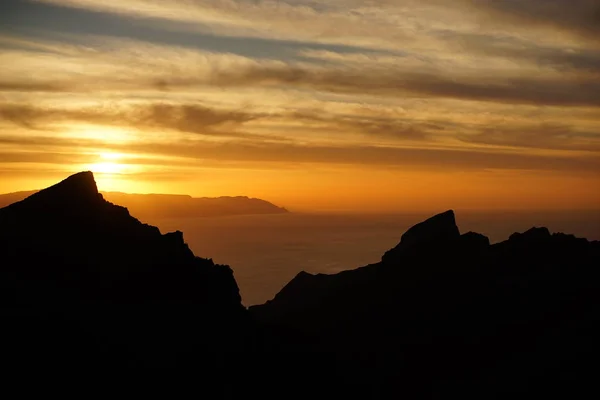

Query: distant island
left=0, top=189, right=288, bottom=219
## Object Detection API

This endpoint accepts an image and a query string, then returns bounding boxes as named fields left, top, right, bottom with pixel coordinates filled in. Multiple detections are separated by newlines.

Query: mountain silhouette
left=251, top=210, right=600, bottom=396
left=1, top=172, right=598, bottom=396
left=0, top=171, right=248, bottom=371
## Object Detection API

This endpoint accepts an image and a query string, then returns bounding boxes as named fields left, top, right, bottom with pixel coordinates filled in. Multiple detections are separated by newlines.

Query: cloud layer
left=1, top=0, right=598, bottom=208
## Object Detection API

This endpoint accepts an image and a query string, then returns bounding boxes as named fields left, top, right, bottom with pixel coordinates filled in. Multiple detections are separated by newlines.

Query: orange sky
left=1, top=0, right=599, bottom=212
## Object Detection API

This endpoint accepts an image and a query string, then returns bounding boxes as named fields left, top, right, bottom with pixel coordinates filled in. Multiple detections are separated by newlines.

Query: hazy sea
left=150, top=211, right=600, bottom=306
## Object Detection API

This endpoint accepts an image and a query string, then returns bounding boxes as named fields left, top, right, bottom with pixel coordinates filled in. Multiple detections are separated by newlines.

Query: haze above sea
left=149, top=210, right=600, bottom=306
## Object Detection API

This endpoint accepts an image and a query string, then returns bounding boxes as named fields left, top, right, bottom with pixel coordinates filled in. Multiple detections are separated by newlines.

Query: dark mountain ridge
left=251, top=209, right=599, bottom=395
left=0, top=172, right=247, bottom=370
left=1, top=172, right=598, bottom=396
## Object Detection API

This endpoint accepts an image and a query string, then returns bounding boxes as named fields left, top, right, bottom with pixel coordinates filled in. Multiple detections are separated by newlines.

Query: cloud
left=2, top=132, right=598, bottom=174
left=133, top=103, right=261, bottom=134
left=2, top=2, right=598, bottom=182
left=460, top=123, right=600, bottom=152
left=464, top=0, right=600, bottom=42
left=32, top=0, right=416, bottom=49
left=0, top=149, right=199, bottom=169
left=437, top=31, right=600, bottom=74
left=287, top=109, right=435, bottom=141
left=0, top=101, right=442, bottom=144
left=0, top=103, right=262, bottom=137
left=3, top=101, right=599, bottom=154
left=197, top=62, right=600, bottom=107
left=2, top=33, right=599, bottom=108
left=0, top=81, right=67, bottom=92
left=33, top=1, right=600, bottom=53
left=0, top=151, right=92, bottom=164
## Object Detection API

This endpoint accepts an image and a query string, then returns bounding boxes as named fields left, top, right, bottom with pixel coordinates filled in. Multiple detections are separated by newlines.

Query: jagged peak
left=460, top=231, right=490, bottom=248
left=1, top=171, right=103, bottom=214
left=399, top=210, right=460, bottom=247
left=50, top=171, right=98, bottom=197
left=382, top=210, right=461, bottom=261
left=29, top=171, right=98, bottom=201
left=58, top=171, right=97, bottom=191
left=509, top=227, right=552, bottom=242
left=294, top=271, right=314, bottom=280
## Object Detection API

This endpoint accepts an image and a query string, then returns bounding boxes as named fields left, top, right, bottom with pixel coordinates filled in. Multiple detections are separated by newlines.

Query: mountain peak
left=57, top=170, right=98, bottom=192
left=400, top=210, right=459, bottom=247
left=509, top=227, right=552, bottom=243
left=1, top=171, right=102, bottom=214
left=44, top=170, right=99, bottom=199
left=382, top=210, right=460, bottom=261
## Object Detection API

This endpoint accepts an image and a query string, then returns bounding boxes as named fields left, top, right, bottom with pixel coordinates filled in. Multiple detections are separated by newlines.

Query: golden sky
left=0, top=0, right=599, bottom=211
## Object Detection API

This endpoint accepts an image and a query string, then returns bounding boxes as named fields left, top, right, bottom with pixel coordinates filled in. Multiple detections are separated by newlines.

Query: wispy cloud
left=1, top=1, right=598, bottom=207
left=2, top=35, right=599, bottom=108
left=459, top=123, right=600, bottom=152
left=33, top=0, right=600, bottom=50
left=2, top=130, right=599, bottom=175
left=0, top=102, right=265, bottom=137
left=462, top=0, right=600, bottom=43
left=4, top=100, right=599, bottom=154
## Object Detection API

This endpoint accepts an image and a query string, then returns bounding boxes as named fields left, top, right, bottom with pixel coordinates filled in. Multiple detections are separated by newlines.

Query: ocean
left=150, top=210, right=600, bottom=306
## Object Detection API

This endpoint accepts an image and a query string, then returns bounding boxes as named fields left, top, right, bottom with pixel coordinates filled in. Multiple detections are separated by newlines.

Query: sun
left=91, top=161, right=123, bottom=174
left=89, top=152, right=126, bottom=175
left=82, top=152, right=148, bottom=192
left=83, top=152, right=132, bottom=192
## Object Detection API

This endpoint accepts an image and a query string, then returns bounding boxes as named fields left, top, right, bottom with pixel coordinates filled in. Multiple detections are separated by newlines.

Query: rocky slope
left=0, top=171, right=247, bottom=370
left=251, top=210, right=600, bottom=396
left=1, top=172, right=598, bottom=396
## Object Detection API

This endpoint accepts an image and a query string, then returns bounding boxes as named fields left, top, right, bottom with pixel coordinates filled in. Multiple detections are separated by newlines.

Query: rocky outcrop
left=400, top=209, right=460, bottom=246
left=509, top=226, right=552, bottom=243
left=0, top=171, right=246, bottom=370
left=2, top=173, right=598, bottom=396
left=251, top=210, right=600, bottom=396
left=460, top=231, right=491, bottom=249
left=382, top=210, right=460, bottom=261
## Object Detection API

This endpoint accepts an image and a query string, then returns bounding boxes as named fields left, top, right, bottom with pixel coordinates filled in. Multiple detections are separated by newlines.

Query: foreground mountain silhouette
left=0, top=187, right=288, bottom=219
left=1, top=172, right=598, bottom=396
left=251, top=209, right=600, bottom=395
left=0, top=171, right=248, bottom=369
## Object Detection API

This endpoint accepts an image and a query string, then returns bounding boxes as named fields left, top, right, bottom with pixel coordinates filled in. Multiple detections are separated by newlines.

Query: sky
left=0, top=0, right=599, bottom=212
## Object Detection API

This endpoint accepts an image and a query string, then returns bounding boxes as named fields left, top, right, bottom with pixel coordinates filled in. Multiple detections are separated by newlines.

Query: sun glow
left=91, top=161, right=123, bottom=174
left=68, top=125, right=135, bottom=143
left=82, top=152, right=134, bottom=191
left=99, top=152, right=124, bottom=161
left=88, top=152, right=126, bottom=174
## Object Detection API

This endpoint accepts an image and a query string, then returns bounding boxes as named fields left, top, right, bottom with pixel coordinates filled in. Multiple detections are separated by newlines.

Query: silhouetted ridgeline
left=0, top=172, right=248, bottom=370
left=251, top=209, right=600, bottom=395
left=1, top=172, right=598, bottom=396
left=0, top=188, right=288, bottom=219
